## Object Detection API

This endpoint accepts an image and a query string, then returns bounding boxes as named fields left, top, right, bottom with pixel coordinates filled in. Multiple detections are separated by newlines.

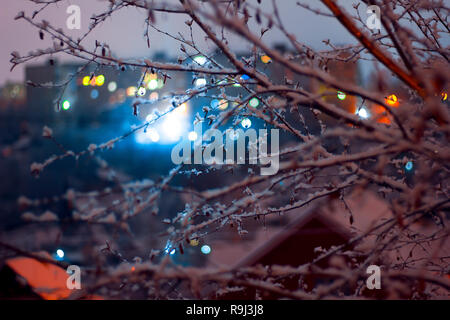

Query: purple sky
left=1, top=0, right=358, bottom=87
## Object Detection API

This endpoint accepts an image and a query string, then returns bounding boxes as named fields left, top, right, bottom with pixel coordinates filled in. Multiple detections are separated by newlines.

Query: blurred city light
left=62, top=100, right=71, bottom=110
left=126, top=86, right=137, bottom=97
left=148, top=128, right=160, bottom=142
left=249, top=97, right=260, bottom=108
left=188, top=131, right=198, bottom=141
left=107, top=81, right=117, bottom=92
left=161, top=112, right=184, bottom=142
left=138, top=86, right=146, bottom=96
left=405, top=161, right=413, bottom=171
left=442, top=92, right=448, bottom=101
left=337, top=91, right=346, bottom=100
left=201, top=245, right=211, bottom=255
left=193, top=55, right=207, bottom=66
left=82, top=76, right=90, bottom=86
left=149, top=92, right=159, bottom=102
left=96, top=75, right=105, bottom=86
left=218, top=99, right=229, bottom=110
left=385, top=94, right=399, bottom=106
left=55, top=249, right=65, bottom=261
left=241, top=118, right=252, bottom=128
left=90, top=89, right=99, bottom=99
left=195, top=78, right=207, bottom=87
left=157, top=79, right=164, bottom=89
left=240, top=74, right=250, bottom=80
left=261, top=55, right=272, bottom=63
left=356, top=106, right=370, bottom=119
left=148, top=79, right=158, bottom=90
left=211, top=99, right=219, bottom=109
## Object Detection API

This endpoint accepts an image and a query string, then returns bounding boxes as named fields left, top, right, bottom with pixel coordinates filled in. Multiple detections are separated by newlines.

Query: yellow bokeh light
left=82, top=76, right=90, bottom=86
left=126, top=86, right=137, bottom=97
left=96, top=75, right=105, bottom=86
left=385, top=94, right=399, bottom=106
left=218, top=99, right=229, bottom=110
left=442, top=92, right=448, bottom=101
left=261, top=55, right=272, bottom=64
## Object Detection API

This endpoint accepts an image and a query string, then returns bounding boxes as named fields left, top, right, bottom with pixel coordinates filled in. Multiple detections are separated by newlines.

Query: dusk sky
left=1, top=0, right=358, bottom=87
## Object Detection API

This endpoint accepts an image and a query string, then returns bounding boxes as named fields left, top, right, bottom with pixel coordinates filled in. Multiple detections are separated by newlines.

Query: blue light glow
left=405, top=161, right=413, bottom=171
left=55, top=249, right=64, bottom=260
left=90, top=89, right=99, bottom=99
left=201, top=245, right=211, bottom=255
